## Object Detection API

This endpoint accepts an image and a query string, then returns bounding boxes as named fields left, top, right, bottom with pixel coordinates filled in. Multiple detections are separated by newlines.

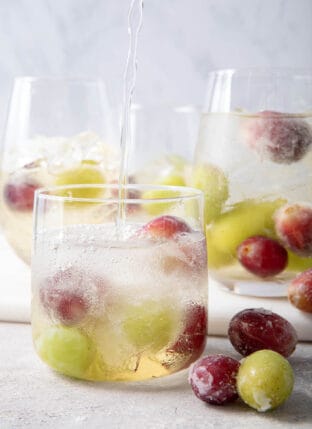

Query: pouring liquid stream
left=117, top=0, right=144, bottom=236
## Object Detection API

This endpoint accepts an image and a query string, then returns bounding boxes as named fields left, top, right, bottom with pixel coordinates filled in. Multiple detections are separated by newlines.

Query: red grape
left=169, top=304, right=207, bottom=361
left=237, top=235, right=288, bottom=278
left=4, top=180, right=39, bottom=211
left=288, top=269, right=312, bottom=313
left=40, top=268, right=106, bottom=324
left=246, top=111, right=312, bottom=164
left=40, top=287, right=89, bottom=325
left=138, top=215, right=191, bottom=240
left=189, top=355, right=240, bottom=405
left=275, top=203, right=312, bottom=257
left=228, top=308, right=298, bottom=357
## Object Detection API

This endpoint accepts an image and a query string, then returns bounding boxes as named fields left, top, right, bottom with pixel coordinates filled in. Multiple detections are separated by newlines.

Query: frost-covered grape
left=288, top=268, right=312, bottom=313
left=275, top=203, right=312, bottom=257
left=39, top=267, right=107, bottom=324
left=245, top=111, right=312, bottom=164
left=237, top=350, right=294, bottom=412
left=228, top=308, right=298, bottom=357
left=35, top=326, right=94, bottom=378
left=188, top=354, right=240, bottom=405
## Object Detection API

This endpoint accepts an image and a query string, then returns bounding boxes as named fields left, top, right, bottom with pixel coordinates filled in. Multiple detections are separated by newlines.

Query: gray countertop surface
left=0, top=322, right=311, bottom=429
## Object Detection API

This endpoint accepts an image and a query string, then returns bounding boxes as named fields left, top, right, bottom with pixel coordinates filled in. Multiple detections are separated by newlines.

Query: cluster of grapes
left=188, top=308, right=298, bottom=412
left=236, top=203, right=312, bottom=313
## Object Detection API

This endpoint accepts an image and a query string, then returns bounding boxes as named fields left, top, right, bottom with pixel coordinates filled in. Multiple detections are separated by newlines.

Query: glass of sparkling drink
left=193, top=68, right=312, bottom=297
left=0, top=77, right=118, bottom=264
left=31, top=184, right=207, bottom=381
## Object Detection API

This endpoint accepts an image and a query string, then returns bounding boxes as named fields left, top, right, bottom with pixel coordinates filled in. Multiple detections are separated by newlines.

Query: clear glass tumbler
left=31, top=184, right=207, bottom=381
left=194, top=68, right=312, bottom=297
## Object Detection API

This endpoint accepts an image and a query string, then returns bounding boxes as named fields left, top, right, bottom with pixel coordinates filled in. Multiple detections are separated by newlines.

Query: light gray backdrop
left=0, top=0, right=311, bottom=134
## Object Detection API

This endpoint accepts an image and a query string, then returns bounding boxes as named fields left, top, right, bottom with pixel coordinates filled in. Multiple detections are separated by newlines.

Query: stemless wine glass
left=193, top=68, right=312, bottom=297
left=31, top=184, right=207, bottom=381
left=0, top=77, right=118, bottom=264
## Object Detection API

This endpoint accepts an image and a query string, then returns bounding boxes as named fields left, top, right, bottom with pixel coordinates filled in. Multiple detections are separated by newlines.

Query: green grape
left=55, top=161, right=105, bottom=199
left=287, top=250, right=312, bottom=272
left=157, top=173, right=186, bottom=187
left=206, top=226, right=235, bottom=268
left=142, top=173, right=185, bottom=216
left=122, top=300, right=177, bottom=352
left=237, top=350, right=294, bottom=412
left=35, top=326, right=95, bottom=379
left=191, top=164, right=229, bottom=224
left=207, top=198, right=286, bottom=268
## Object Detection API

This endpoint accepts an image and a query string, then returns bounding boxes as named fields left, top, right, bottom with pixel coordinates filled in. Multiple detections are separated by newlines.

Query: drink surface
left=32, top=222, right=207, bottom=381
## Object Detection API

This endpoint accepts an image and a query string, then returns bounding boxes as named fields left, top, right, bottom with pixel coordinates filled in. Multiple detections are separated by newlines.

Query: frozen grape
left=169, top=304, right=207, bottom=362
left=275, top=203, right=312, bottom=257
left=35, top=326, right=94, bottom=378
left=228, top=308, right=298, bottom=357
left=288, top=268, right=312, bottom=312
left=40, top=268, right=106, bottom=324
left=138, top=215, right=191, bottom=240
left=237, top=350, right=294, bottom=412
left=237, top=235, right=288, bottom=278
left=122, top=300, right=177, bottom=352
left=40, top=288, right=89, bottom=325
left=191, top=163, right=229, bottom=224
left=3, top=180, right=39, bottom=211
left=246, top=111, right=312, bottom=164
left=188, top=354, right=240, bottom=405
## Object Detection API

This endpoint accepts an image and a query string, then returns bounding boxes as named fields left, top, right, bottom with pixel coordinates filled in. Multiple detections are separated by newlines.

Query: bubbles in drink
left=32, top=221, right=207, bottom=381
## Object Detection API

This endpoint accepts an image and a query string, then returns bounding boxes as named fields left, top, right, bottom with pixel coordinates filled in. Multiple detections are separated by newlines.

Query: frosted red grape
left=237, top=235, right=288, bottom=278
left=138, top=215, right=191, bottom=240
left=246, top=111, right=312, bottom=164
left=228, top=308, right=298, bottom=357
left=275, top=203, right=312, bottom=257
left=189, top=355, right=240, bottom=405
left=40, top=268, right=106, bottom=324
left=288, top=269, right=312, bottom=313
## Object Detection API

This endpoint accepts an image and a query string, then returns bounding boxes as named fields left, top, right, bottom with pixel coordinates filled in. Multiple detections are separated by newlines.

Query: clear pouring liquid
left=117, top=0, right=144, bottom=234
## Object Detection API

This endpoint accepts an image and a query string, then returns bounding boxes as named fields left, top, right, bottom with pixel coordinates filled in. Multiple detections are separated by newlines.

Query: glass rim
left=206, top=67, right=312, bottom=78
left=35, top=184, right=204, bottom=204
left=13, top=76, right=105, bottom=85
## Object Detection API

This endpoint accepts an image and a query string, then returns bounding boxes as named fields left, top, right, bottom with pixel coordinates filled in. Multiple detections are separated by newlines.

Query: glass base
left=232, top=280, right=288, bottom=297
left=214, top=277, right=288, bottom=297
